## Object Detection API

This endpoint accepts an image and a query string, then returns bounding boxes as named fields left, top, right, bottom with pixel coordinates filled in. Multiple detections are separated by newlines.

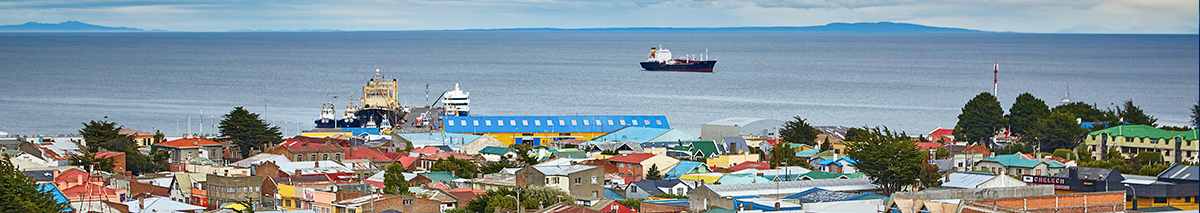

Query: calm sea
left=1, top=32, right=1196, bottom=137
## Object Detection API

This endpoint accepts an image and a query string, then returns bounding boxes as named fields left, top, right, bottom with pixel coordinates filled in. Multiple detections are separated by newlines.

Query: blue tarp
left=38, top=184, right=74, bottom=212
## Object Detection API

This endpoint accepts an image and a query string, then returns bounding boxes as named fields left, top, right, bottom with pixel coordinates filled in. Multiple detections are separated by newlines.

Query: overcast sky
left=0, top=0, right=1196, bottom=33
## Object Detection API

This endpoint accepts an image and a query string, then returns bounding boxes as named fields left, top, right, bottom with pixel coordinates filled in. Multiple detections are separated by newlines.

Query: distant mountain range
left=0, top=21, right=144, bottom=32
left=453, top=22, right=992, bottom=33
left=0, top=21, right=991, bottom=33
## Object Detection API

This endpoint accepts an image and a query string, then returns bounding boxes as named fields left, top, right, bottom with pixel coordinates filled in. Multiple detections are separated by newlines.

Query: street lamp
left=556, top=195, right=563, bottom=204
left=1123, top=184, right=1137, bottom=210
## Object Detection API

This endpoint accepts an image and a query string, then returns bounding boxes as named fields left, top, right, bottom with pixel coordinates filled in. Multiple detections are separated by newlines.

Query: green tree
left=1052, top=149, right=1073, bottom=160
left=917, top=164, right=942, bottom=190
left=1052, top=102, right=1107, bottom=122
left=79, top=120, right=136, bottom=153
left=383, top=163, right=410, bottom=195
left=1191, top=102, right=1198, bottom=128
left=845, top=127, right=868, bottom=142
left=219, top=107, right=282, bottom=158
left=481, top=161, right=519, bottom=174
left=1030, top=111, right=1087, bottom=152
left=1137, top=163, right=1171, bottom=176
left=69, top=151, right=116, bottom=172
left=1008, top=93, right=1050, bottom=138
left=768, top=143, right=804, bottom=169
left=1117, top=100, right=1158, bottom=127
left=844, top=126, right=922, bottom=194
left=819, top=137, right=832, bottom=151
left=430, top=157, right=479, bottom=178
left=779, top=116, right=819, bottom=146
left=445, top=208, right=469, bottom=213
left=0, top=158, right=70, bottom=212
left=466, top=187, right=571, bottom=213
left=645, top=164, right=663, bottom=180
left=993, top=142, right=1034, bottom=155
left=227, top=196, right=257, bottom=213
left=954, top=92, right=1006, bottom=145
left=934, top=147, right=951, bottom=159
left=511, top=144, right=539, bottom=165
left=1074, top=145, right=1095, bottom=163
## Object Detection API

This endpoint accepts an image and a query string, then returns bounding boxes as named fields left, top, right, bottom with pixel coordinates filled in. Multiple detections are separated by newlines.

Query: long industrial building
left=442, top=115, right=669, bottom=146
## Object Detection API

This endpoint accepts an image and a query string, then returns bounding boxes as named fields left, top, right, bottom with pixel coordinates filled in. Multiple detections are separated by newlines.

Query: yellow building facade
left=1083, top=125, right=1198, bottom=163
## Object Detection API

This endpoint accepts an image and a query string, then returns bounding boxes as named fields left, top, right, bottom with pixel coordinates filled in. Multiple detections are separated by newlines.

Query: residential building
left=479, top=146, right=519, bottom=162
left=119, top=129, right=157, bottom=147
left=153, top=138, right=224, bottom=164
left=205, top=174, right=264, bottom=210
left=664, top=161, right=711, bottom=180
left=589, top=199, right=637, bottom=213
left=267, top=142, right=345, bottom=162
left=974, top=153, right=1065, bottom=176
left=443, top=115, right=671, bottom=146
left=608, top=153, right=679, bottom=183
left=817, top=158, right=857, bottom=174
left=1083, top=125, right=1199, bottom=163
left=706, top=153, right=760, bottom=168
left=1019, top=167, right=1124, bottom=192
left=617, top=179, right=691, bottom=199
left=516, top=163, right=605, bottom=200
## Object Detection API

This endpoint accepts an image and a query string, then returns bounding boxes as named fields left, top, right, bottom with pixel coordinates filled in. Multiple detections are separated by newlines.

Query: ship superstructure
left=442, top=83, right=470, bottom=116
left=315, top=94, right=336, bottom=128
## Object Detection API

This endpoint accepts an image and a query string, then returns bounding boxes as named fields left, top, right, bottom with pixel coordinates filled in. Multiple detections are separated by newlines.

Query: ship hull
left=315, top=119, right=336, bottom=128
left=640, top=60, right=716, bottom=72
left=337, top=119, right=363, bottom=128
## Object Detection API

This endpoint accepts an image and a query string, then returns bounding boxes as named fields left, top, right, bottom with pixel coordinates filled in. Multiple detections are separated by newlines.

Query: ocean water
left=1, top=32, right=1196, bottom=137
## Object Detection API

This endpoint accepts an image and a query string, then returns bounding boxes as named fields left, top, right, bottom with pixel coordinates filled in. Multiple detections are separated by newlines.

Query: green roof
left=479, top=146, right=516, bottom=155
left=1088, top=125, right=1198, bottom=140
left=979, top=154, right=1044, bottom=168
left=690, top=141, right=720, bottom=157
left=552, top=150, right=587, bottom=159
left=420, top=171, right=462, bottom=182
left=704, top=208, right=737, bottom=213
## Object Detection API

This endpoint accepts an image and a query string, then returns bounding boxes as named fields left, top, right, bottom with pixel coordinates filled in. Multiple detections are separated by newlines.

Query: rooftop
left=153, top=138, right=223, bottom=148
left=608, top=153, right=656, bottom=163
left=1088, top=125, right=1198, bottom=140
left=701, top=177, right=876, bottom=197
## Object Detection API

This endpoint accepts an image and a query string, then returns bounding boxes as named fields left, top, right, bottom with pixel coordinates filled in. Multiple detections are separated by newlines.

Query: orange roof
left=118, top=129, right=154, bottom=137
left=608, top=153, right=656, bottom=163
left=411, top=146, right=442, bottom=155
left=154, top=138, right=223, bottom=148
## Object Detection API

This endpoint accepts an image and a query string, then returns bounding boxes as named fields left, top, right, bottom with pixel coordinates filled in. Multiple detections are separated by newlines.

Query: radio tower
left=993, top=62, right=999, bottom=98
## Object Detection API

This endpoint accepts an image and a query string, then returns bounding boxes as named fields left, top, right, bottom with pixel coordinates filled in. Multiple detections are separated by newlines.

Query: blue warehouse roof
left=443, top=115, right=669, bottom=133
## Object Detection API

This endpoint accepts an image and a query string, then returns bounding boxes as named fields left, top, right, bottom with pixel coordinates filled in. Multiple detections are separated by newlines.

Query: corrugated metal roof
left=444, top=115, right=669, bottom=133
left=666, top=161, right=707, bottom=180
left=703, top=177, right=875, bottom=197
left=533, top=164, right=597, bottom=176
left=940, top=173, right=996, bottom=189
left=396, top=133, right=481, bottom=146
left=1158, top=164, right=1198, bottom=181
left=593, top=127, right=671, bottom=142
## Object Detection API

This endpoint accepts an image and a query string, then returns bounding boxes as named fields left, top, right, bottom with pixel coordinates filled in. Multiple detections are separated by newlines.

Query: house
left=721, top=137, right=752, bottom=154
left=409, top=186, right=464, bottom=211
left=344, top=146, right=393, bottom=168
left=119, top=129, right=157, bottom=147
left=329, top=194, right=442, bottom=213
left=699, top=117, right=783, bottom=142
left=479, top=146, right=519, bottom=162
left=461, top=172, right=517, bottom=191
left=459, top=134, right=504, bottom=155
left=267, top=142, right=345, bottom=162
left=1083, top=125, right=1199, bottom=163
left=618, top=179, right=692, bottom=199
left=516, top=163, right=606, bottom=200
left=680, top=173, right=724, bottom=184
left=641, top=199, right=690, bottom=213
left=798, top=171, right=864, bottom=180
left=583, top=141, right=644, bottom=154
left=940, top=172, right=1026, bottom=189
left=817, top=158, right=857, bottom=174
left=364, top=171, right=431, bottom=189
left=152, top=138, right=224, bottom=164
left=706, top=153, right=760, bottom=168
left=975, top=153, right=1064, bottom=176
left=608, top=153, right=679, bottom=183
left=925, top=128, right=955, bottom=143
left=204, top=174, right=263, bottom=209
left=589, top=199, right=637, bottom=213
left=664, top=161, right=711, bottom=180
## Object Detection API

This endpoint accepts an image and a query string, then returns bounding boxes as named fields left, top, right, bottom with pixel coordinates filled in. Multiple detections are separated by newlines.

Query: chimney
left=125, top=171, right=132, bottom=177
left=295, top=169, right=302, bottom=176
left=349, top=146, right=354, bottom=159
left=138, top=196, right=144, bottom=210
left=53, top=169, right=59, bottom=179
left=315, top=161, right=320, bottom=167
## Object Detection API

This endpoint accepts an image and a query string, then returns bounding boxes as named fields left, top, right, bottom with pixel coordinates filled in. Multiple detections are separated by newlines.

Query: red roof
left=346, top=146, right=391, bottom=161
left=60, top=182, right=117, bottom=197
left=453, top=188, right=486, bottom=195
left=727, top=161, right=770, bottom=171
left=55, top=169, right=102, bottom=183
left=383, top=152, right=404, bottom=160
left=411, top=146, right=442, bottom=155
left=280, top=139, right=324, bottom=147
left=397, top=156, right=419, bottom=169
left=764, top=139, right=782, bottom=146
left=154, top=138, right=223, bottom=148
left=929, top=128, right=953, bottom=136
left=608, top=153, right=656, bottom=164
left=449, top=191, right=479, bottom=203
left=915, top=142, right=943, bottom=150
left=118, top=129, right=153, bottom=137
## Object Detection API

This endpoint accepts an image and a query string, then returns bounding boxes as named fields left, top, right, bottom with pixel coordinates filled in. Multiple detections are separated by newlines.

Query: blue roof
left=443, top=115, right=669, bottom=133
left=818, top=158, right=858, bottom=166
left=604, top=188, right=626, bottom=200
left=665, top=161, right=707, bottom=180
left=38, top=184, right=73, bottom=212
left=593, top=127, right=671, bottom=142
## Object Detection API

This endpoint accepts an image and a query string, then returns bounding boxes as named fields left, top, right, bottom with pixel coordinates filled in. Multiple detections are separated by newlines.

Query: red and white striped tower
left=993, top=62, right=999, bottom=98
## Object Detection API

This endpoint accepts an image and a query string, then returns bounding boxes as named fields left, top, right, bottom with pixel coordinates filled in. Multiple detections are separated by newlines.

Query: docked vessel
left=355, top=69, right=404, bottom=129
left=640, top=46, right=716, bottom=72
left=442, top=83, right=470, bottom=116
left=337, top=94, right=363, bottom=128
left=315, top=94, right=336, bottom=128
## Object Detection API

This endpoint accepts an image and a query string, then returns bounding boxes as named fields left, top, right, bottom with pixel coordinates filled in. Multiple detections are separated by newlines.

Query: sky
left=0, top=0, right=1196, bottom=33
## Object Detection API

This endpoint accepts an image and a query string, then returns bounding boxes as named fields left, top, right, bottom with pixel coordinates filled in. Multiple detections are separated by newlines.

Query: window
left=523, top=120, right=529, bottom=126
left=630, top=186, right=637, bottom=193
left=324, top=154, right=329, bottom=160
left=1091, top=135, right=1095, bottom=140
left=404, top=199, right=413, bottom=204
left=1140, top=138, right=1145, bottom=143
left=312, top=154, right=317, bottom=160
left=1153, top=138, right=1160, bottom=144
left=534, top=120, right=540, bottom=126
left=608, top=120, right=614, bottom=125
left=575, top=177, right=582, bottom=184
left=593, top=191, right=599, bottom=197
left=461, top=120, right=466, bottom=126
left=448, top=121, right=454, bottom=126
left=522, top=133, right=534, bottom=136
left=1126, top=137, right=1134, bottom=142
left=486, top=120, right=492, bottom=126
left=286, top=200, right=292, bottom=207
left=583, top=120, right=589, bottom=125
left=612, top=204, right=618, bottom=210
left=473, top=120, right=479, bottom=126
left=335, top=154, right=341, bottom=160
left=297, top=155, right=303, bottom=161
left=620, top=120, right=626, bottom=125
left=656, top=120, right=662, bottom=125
left=572, top=120, right=578, bottom=125
left=644, top=120, right=650, bottom=125
left=497, top=120, right=503, bottom=126
left=596, top=120, right=601, bottom=126
left=559, top=133, right=571, bottom=136
left=547, top=120, right=553, bottom=126
left=559, top=120, right=565, bottom=125
left=511, top=120, right=516, bottom=126
left=591, top=176, right=598, bottom=184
